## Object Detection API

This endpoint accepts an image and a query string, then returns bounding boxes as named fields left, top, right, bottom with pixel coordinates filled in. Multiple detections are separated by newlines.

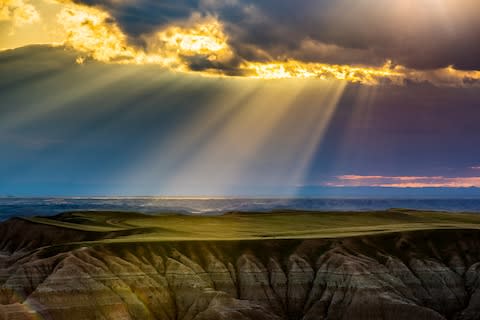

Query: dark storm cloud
left=70, top=0, right=201, bottom=37
left=184, top=54, right=244, bottom=76
left=68, top=0, right=480, bottom=70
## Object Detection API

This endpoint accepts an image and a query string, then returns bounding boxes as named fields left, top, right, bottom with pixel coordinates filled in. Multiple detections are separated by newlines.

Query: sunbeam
left=0, top=64, right=142, bottom=131
left=289, top=81, right=347, bottom=188
left=121, top=78, right=348, bottom=196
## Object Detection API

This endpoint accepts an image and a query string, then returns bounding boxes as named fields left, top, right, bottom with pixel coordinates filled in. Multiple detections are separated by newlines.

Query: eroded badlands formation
left=1, top=218, right=480, bottom=319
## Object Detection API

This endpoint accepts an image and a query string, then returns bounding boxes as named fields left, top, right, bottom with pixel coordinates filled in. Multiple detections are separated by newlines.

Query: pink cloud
left=327, top=175, right=480, bottom=188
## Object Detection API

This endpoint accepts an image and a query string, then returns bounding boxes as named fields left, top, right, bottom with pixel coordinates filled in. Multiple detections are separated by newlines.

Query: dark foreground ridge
left=1, top=211, right=480, bottom=319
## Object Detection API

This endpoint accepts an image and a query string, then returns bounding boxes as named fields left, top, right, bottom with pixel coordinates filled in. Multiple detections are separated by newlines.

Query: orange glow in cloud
left=1, top=0, right=480, bottom=87
left=57, top=4, right=137, bottom=63
left=328, top=175, right=480, bottom=188
left=0, top=0, right=40, bottom=26
left=242, top=60, right=403, bottom=85
left=147, top=15, right=234, bottom=60
left=56, top=5, right=234, bottom=71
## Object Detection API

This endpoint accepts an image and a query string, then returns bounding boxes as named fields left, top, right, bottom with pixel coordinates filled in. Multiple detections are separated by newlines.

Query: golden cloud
left=0, top=0, right=40, bottom=26
left=329, top=175, right=480, bottom=188
left=4, top=0, right=479, bottom=87
left=241, top=60, right=404, bottom=85
left=404, top=66, right=480, bottom=87
left=141, top=14, right=235, bottom=71
left=56, top=4, right=233, bottom=71
left=56, top=3, right=137, bottom=63
left=52, top=4, right=408, bottom=84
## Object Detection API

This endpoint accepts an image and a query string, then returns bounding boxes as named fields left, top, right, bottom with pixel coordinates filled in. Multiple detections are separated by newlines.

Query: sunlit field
left=25, top=210, right=480, bottom=244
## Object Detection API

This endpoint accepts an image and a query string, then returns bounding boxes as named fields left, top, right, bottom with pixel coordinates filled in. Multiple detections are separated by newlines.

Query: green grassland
left=22, top=209, right=480, bottom=244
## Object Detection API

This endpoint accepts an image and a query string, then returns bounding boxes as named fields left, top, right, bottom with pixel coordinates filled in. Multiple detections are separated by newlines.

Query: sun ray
left=0, top=64, right=142, bottom=131
left=289, top=81, right=347, bottom=187
left=143, top=78, right=348, bottom=196
left=111, top=77, right=262, bottom=194
left=169, top=83, right=304, bottom=191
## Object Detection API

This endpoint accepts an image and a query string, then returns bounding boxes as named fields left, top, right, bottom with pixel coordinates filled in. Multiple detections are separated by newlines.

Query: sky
left=1, top=0, right=480, bottom=196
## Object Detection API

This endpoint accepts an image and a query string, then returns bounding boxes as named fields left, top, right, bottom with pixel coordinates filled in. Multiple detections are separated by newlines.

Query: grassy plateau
left=21, top=209, right=480, bottom=244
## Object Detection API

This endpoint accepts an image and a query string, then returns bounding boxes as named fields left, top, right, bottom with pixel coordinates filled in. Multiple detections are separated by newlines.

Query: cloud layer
left=2, top=0, right=480, bottom=85
left=69, top=0, right=480, bottom=69
left=0, top=0, right=40, bottom=27
left=328, top=175, right=480, bottom=188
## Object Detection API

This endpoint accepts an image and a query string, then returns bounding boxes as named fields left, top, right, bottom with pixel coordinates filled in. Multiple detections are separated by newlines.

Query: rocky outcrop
left=1, top=222, right=480, bottom=319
